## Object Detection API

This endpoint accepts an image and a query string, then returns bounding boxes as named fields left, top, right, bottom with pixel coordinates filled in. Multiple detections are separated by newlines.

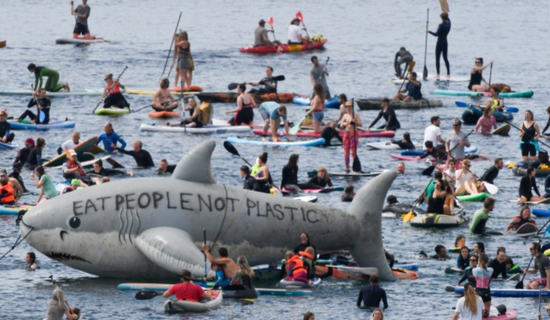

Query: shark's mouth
left=47, top=252, right=90, bottom=263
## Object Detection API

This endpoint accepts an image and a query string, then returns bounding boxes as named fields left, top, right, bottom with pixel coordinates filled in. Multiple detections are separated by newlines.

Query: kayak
left=0, top=204, right=33, bottom=216
left=196, top=92, right=295, bottom=103
left=8, top=120, right=75, bottom=130
left=293, top=95, right=340, bottom=109
left=356, top=99, right=443, bottom=111
left=281, top=186, right=344, bottom=194
left=257, top=288, right=312, bottom=296
left=456, top=192, right=490, bottom=202
left=226, top=136, right=326, bottom=147
left=43, top=136, right=98, bottom=167
left=55, top=37, right=109, bottom=44
left=279, top=278, right=321, bottom=289
left=94, top=107, right=131, bottom=116
left=240, top=39, right=328, bottom=54
left=0, top=89, right=103, bottom=96
left=139, top=123, right=251, bottom=134
left=401, top=146, right=477, bottom=156
left=434, top=89, right=534, bottom=98
left=513, top=166, right=550, bottom=177
left=148, top=111, right=180, bottom=119
left=454, top=286, right=549, bottom=298
left=462, top=106, right=513, bottom=125
left=410, top=213, right=469, bottom=228
left=164, top=291, right=222, bottom=313
left=366, top=141, right=421, bottom=150
left=314, top=265, right=377, bottom=280
left=0, top=141, right=19, bottom=150
left=392, top=267, right=419, bottom=280
left=532, top=208, right=550, bottom=217
left=253, top=129, right=395, bottom=138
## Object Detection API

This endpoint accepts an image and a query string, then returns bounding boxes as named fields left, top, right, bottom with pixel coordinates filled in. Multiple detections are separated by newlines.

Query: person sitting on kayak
left=226, top=84, right=256, bottom=126
left=203, top=244, right=238, bottom=283
left=356, top=274, right=388, bottom=309
left=479, top=86, right=504, bottom=112
left=520, top=110, right=542, bottom=162
left=469, top=198, right=495, bottom=236
left=416, top=141, right=446, bottom=161
left=306, top=84, right=325, bottom=134
left=0, top=109, right=14, bottom=145
left=473, top=253, right=492, bottom=317
left=474, top=107, right=497, bottom=134
left=488, top=247, right=508, bottom=279
left=468, top=58, right=493, bottom=92
left=87, top=159, right=125, bottom=178
left=457, top=255, right=478, bottom=287
left=97, top=122, right=126, bottom=153
left=342, top=185, right=355, bottom=202
left=27, top=64, right=69, bottom=93
left=457, top=246, right=471, bottom=270
left=390, top=132, right=414, bottom=150
left=240, top=165, right=261, bottom=191
left=505, top=206, right=537, bottom=232
left=394, top=47, right=413, bottom=79
left=156, top=159, right=175, bottom=175
left=393, top=71, right=422, bottom=101
left=424, top=177, right=447, bottom=214
left=163, top=269, right=212, bottom=302
left=518, top=167, right=544, bottom=204
left=446, top=118, right=471, bottom=161
left=306, top=167, right=333, bottom=190
left=288, top=17, right=310, bottom=44
left=369, top=97, right=401, bottom=131
left=152, top=78, right=178, bottom=112
left=525, top=242, right=550, bottom=290
left=283, top=251, right=310, bottom=284
left=19, top=89, right=50, bottom=124
left=340, top=101, right=362, bottom=173
left=99, top=73, right=129, bottom=109
left=248, top=66, right=278, bottom=95
left=113, top=140, right=154, bottom=168
left=71, top=0, right=95, bottom=40
left=254, top=19, right=281, bottom=47
left=320, top=121, right=343, bottom=147
left=259, top=102, right=291, bottom=142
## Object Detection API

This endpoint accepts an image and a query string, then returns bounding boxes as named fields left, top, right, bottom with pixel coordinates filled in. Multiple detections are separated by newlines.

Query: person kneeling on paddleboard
left=27, top=64, right=69, bottom=93
left=100, top=73, right=129, bottom=109
left=259, top=102, right=291, bottom=142
left=226, top=84, right=256, bottom=126
left=19, top=88, right=50, bottom=124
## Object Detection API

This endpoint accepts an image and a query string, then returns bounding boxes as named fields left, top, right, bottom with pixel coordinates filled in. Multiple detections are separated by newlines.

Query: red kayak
left=240, top=39, right=328, bottom=54
left=253, top=129, right=395, bottom=138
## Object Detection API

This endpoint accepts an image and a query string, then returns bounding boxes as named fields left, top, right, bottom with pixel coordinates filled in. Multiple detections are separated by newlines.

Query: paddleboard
left=0, top=141, right=19, bottom=150
left=86, top=145, right=107, bottom=154
left=293, top=196, right=317, bottom=203
left=0, top=204, right=34, bottom=216
left=78, top=155, right=125, bottom=169
left=454, top=286, right=550, bottom=297
left=95, top=107, right=131, bottom=116
left=8, top=120, right=76, bottom=130
left=393, top=263, right=419, bottom=271
left=434, top=89, right=534, bottom=98
left=118, top=282, right=215, bottom=291
left=366, top=141, right=422, bottom=150
left=43, top=137, right=98, bottom=167
left=402, top=146, right=477, bottom=156
left=0, top=89, right=103, bottom=96
left=532, top=208, right=550, bottom=217
left=456, top=192, right=489, bottom=202
left=282, top=186, right=344, bottom=194
left=55, top=37, right=109, bottom=44
left=307, top=170, right=385, bottom=178
left=127, top=86, right=202, bottom=95
left=509, top=198, right=550, bottom=204
left=491, top=124, right=511, bottom=136
left=256, top=288, right=312, bottom=296
left=226, top=136, right=326, bottom=147
left=140, top=123, right=251, bottom=134
left=148, top=111, right=180, bottom=119
left=511, top=222, right=537, bottom=237
left=293, top=95, right=339, bottom=108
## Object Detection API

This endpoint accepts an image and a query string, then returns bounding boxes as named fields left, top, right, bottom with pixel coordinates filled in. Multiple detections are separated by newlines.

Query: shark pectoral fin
left=135, top=227, right=209, bottom=277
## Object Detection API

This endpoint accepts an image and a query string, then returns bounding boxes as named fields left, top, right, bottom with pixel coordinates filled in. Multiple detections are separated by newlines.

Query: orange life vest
left=299, top=251, right=313, bottom=260
left=288, top=255, right=307, bottom=277
left=0, top=183, right=15, bottom=203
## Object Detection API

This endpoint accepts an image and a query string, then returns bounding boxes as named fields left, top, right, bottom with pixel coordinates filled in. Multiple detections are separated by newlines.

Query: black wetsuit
left=519, top=175, right=540, bottom=201
left=249, top=77, right=277, bottom=95
left=369, top=107, right=401, bottom=131
left=116, top=148, right=155, bottom=168
left=480, top=166, right=499, bottom=184
left=87, top=167, right=125, bottom=177
left=306, top=176, right=333, bottom=189
left=458, top=267, right=476, bottom=286
left=419, top=147, right=446, bottom=161
left=156, top=165, right=176, bottom=175
left=357, top=284, right=388, bottom=309
left=243, top=174, right=261, bottom=191
left=0, top=121, right=14, bottom=143
left=468, top=71, right=483, bottom=90
left=281, top=165, right=309, bottom=190
left=391, top=139, right=415, bottom=150
left=25, top=146, right=42, bottom=169
left=320, top=126, right=343, bottom=147
left=429, top=19, right=451, bottom=76
left=21, top=97, right=51, bottom=124
left=14, top=148, right=31, bottom=166
left=488, top=259, right=507, bottom=279
left=542, top=118, right=550, bottom=136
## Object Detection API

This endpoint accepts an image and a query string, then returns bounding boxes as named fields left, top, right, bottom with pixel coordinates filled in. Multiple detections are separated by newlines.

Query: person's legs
left=465, top=181, right=479, bottom=195
left=442, top=44, right=450, bottom=77
left=19, top=110, right=36, bottom=121
left=351, top=133, right=358, bottom=171
left=343, top=133, right=351, bottom=170
left=166, top=101, right=179, bottom=111
left=435, top=44, right=442, bottom=78
left=271, top=118, right=281, bottom=141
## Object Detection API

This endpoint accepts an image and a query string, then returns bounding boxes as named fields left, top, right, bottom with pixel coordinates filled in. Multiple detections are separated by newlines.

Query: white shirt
left=454, top=296, right=483, bottom=320
left=61, top=139, right=78, bottom=151
left=423, top=124, right=441, bottom=149
left=455, top=170, right=472, bottom=189
left=288, top=25, right=302, bottom=43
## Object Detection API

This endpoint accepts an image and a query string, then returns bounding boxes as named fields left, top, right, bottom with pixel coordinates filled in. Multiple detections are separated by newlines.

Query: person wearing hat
left=0, top=109, right=15, bottom=144
left=18, top=88, right=51, bottom=125
left=240, top=165, right=261, bottom=191
left=163, top=269, right=212, bottom=302
left=368, top=97, right=401, bottom=131
left=339, top=101, right=362, bottom=172
left=14, top=138, right=35, bottom=166
left=393, top=71, right=422, bottom=101
left=254, top=19, right=280, bottom=47
left=288, top=17, right=310, bottom=44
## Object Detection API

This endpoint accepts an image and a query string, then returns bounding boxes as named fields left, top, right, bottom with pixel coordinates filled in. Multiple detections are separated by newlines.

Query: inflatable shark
left=20, top=141, right=397, bottom=280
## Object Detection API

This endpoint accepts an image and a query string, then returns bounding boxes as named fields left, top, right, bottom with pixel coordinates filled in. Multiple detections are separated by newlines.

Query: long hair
left=463, top=284, right=478, bottom=315
left=313, top=83, right=325, bottom=99
left=51, top=287, right=66, bottom=309
left=236, top=255, right=254, bottom=277
left=287, top=154, right=299, bottom=169
left=479, top=253, right=489, bottom=270
left=318, top=167, right=329, bottom=184
left=454, top=234, right=465, bottom=247
left=369, top=308, right=385, bottom=320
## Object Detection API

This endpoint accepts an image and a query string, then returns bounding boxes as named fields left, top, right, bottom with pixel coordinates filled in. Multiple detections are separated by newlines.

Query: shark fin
left=172, top=140, right=216, bottom=184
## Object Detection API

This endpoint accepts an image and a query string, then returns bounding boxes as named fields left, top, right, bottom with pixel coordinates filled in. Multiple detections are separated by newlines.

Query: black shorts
left=476, top=288, right=491, bottom=302
left=73, top=23, right=90, bottom=35
left=521, top=142, right=536, bottom=157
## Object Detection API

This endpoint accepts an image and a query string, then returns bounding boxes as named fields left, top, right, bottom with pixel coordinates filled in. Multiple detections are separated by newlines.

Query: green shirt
left=469, top=208, right=489, bottom=236
left=41, top=175, right=58, bottom=199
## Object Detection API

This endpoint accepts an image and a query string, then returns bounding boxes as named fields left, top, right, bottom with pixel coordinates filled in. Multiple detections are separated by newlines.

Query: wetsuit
left=391, top=139, right=414, bottom=150
left=457, top=255, right=470, bottom=270
left=249, top=77, right=277, bottom=95
left=320, top=126, right=343, bottom=147
left=520, top=123, right=538, bottom=157
left=306, top=176, right=333, bottom=189
left=33, top=67, right=66, bottom=92
left=488, top=259, right=507, bottom=279
left=243, top=174, right=261, bottom=191
left=13, top=147, right=31, bottom=166
left=469, top=208, right=489, bottom=236
left=458, top=267, right=476, bottom=286
left=103, top=83, right=129, bottom=108
left=369, top=107, right=401, bottom=131
left=25, top=146, right=42, bottom=169
left=427, top=194, right=445, bottom=214
left=468, top=70, right=483, bottom=90
left=519, top=175, right=540, bottom=201
left=480, top=166, right=499, bottom=184
left=20, top=97, right=51, bottom=124
left=156, top=165, right=176, bottom=175
left=419, top=147, right=446, bottom=161
left=542, top=118, right=550, bottom=136
left=281, top=165, right=309, bottom=190
left=394, top=48, right=413, bottom=78
left=0, top=121, right=14, bottom=143
left=429, top=19, right=451, bottom=76
left=357, top=284, right=388, bottom=309
left=96, top=131, right=126, bottom=153
left=510, top=216, right=534, bottom=230
left=116, top=148, right=154, bottom=168
left=87, top=167, right=125, bottom=178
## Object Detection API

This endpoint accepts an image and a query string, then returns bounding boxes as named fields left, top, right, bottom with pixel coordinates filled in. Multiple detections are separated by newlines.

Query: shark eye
left=69, top=217, right=81, bottom=229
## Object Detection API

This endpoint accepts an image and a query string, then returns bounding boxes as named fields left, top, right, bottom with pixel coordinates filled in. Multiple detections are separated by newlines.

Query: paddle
left=523, top=217, right=550, bottom=244
left=455, top=101, right=518, bottom=113
left=422, top=9, right=429, bottom=80
left=290, top=114, right=305, bottom=135
left=350, top=99, right=362, bottom=173
left=403, top=179, right=432, bottom=222
left=92, top=66, right=128, bottom=114
left=267, top=17, right=278, bottom=44
left=507, top=121, right=550, bottom=149
left=516, top=239, right=540, bottom=289
left=157, top=12, right=182, bottom=86
left=422, top=129, right=475, bottom=176
left=397, top=61, right=416, bottom=94
left=228, top=75, right=286, bottom=91
left=132, top=104, right=154, bottom=113
left=135, top=290, right=162, bottom=300
left=31, top=85, right=46, bottom=123
left=223, top=141, right=252, bottom=166
left=64, top=149, right=90, bottom=180
left=296, top=12, right=310, bottom=39
left=488, top=63, right=493, bottom=87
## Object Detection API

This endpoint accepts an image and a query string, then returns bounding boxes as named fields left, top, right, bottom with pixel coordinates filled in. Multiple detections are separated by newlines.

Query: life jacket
left=67, top=161, right=85, bottom=176
left=288, top=255, right=307, bottom=277
left=0, top=183, right=15, bottom=203
left=107, top=83, right=121, bottom=95
left=299, top=251, right=313, bottom=260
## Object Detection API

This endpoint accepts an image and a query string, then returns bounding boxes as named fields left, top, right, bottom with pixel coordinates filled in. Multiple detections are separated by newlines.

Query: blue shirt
left=260, top=101, right=287, bottom=121
left=96, top=132, right=126, bottom=153
left=406, top=81, right=422, bottom=100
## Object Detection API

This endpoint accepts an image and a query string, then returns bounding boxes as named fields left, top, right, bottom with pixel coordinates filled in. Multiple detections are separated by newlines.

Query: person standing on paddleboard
left=27, top=64, right=69, bottom=93
left=306, top=84, right=325, bottom=133
left=173, top=31, right=192, bottom=91
left=340, top=101, right=361, bottom=173
left=71, top=0, right=95, bottom=40
left=394, top=47, right=413, bottom=79
left=18, top=88, right=50, bottom=125
left=310, top=56, right=330, bottom=99
left=426, top=12, right=451, bottom=80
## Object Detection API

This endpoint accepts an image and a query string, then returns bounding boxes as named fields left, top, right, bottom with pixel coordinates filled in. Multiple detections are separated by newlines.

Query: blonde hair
left=236, top=255, right=254, bottom=277
left=369, top=308, right=385, bottom=320
left=463, top=284, right=478, bottom=315
left=51, top=287, right=66, bottom=309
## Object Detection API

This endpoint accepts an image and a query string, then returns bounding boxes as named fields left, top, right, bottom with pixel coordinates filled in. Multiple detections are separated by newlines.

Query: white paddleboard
left=55, top=37, right=109, bottom=44
left=0, top=89, right=103, bottom=96
left=366, top=141, right=421, bottom=150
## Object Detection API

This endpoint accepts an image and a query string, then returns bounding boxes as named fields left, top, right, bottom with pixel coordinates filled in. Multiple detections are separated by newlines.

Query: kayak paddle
left=135, top=290, right=162, bottom=300
left=223, top=141, right=252, bottom=166
left=351, top=98, right=362, bottom=173
left=296, top=12, right=310, bottom=39
left=267, top=17, right=278, bottom=44
left=403, top=179, right=432, bottom=223
left=203, top=229, right=207, bottom=279
left=92, top=66, right=128, bottom=114
left=422, top=9, right=429, bottom=80
left=228, top=75, right=285, bottom=90
left=488, top=62, right=493, bottom=87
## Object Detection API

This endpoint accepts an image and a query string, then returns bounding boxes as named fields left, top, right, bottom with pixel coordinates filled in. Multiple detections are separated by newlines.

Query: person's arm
left=369, top=111, right=383, bottom=128
left=428, top=23, right=443, bottom=37
left=417, top=150, right=430, bottom=160
left=162, top=287, right=174, bottom=298
left=458, top=271, right=469, bottom=285
left=535, top=122, right=543, bottom=140
left=115, top=147, right=133, bottom=156
left=27, top=97, right=37, bottom=108
left=474, top=117, right=483, bottom=133
left=322, top=63, right=329, bottom=76
left=226, top=96, right=243, bottom=114
left=453, top=312, right=460, bottom=320
left=445, top=139, right=450, bottom=153
left=283, top=120, right=291, bottom=141
left=469, top=212, right=481, bottom=236
left=502, top=263, right=507, bottom=279
left=118, top=136, right=127, bottom=150
left=255, top=166, right=269, bottom=181
left=463, top=134, right=471, bottom=148
left=534, top=178, right=541, bottom=197
left=356, top=289, right=363, bottom=308
left=382, top=289, right=388, bottom=309
left=519, top=123, right=525, bottom=138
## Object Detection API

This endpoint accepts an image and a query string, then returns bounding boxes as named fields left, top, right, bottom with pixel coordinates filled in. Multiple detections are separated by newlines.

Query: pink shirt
left=475, top=115, right=497, bottom=133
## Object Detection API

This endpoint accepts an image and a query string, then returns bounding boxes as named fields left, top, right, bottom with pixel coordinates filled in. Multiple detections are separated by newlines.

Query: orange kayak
left=170, top=85, right=203, bottom=92
left=148, top=111, right=180, bottom=119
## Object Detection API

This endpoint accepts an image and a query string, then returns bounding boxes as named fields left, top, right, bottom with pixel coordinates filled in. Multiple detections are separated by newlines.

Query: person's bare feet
left=446, top=74, right=451, bottom=80
left=435, top=74, right=440, bottom=80
left=65, top=82, right=71, bottom=92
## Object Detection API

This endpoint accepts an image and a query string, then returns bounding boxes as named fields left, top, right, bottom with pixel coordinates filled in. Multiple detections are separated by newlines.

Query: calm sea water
left=1, top=0, right=550, bottom=319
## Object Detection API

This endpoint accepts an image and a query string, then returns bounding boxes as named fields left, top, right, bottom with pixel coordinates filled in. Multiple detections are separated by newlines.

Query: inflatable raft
left=456, top=192, right=490, bottom=202
left=279, top=278, right=321, bottom=289
left=226, top=136, right=326, bottom=147
left=410, top=213, right=469, bottom=228
left=356, top=99, right=443, bottom=110
left=196, top=92, right=295, bottom=103
left=8, top=120, right=76, bottom=130
left=253, top=129, right=395, bottom=138
left=462, top=106, right=513, bottom=125
left=240, top=39, right=328, bottom=54
left=164, top=291, right=222, bottom=313
left=140, top=124, right=251, bottom=134
left=434, top=89, right=533, bottom=98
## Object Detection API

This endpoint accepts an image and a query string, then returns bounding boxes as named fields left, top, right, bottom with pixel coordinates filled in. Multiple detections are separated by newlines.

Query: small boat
left=410, top=212, right=468, bottom=228
left=240, top=39, right=328, bottom=54
left=196, top=92, right=295, bottom=103
left=164, top=291, right=222, bottom=313
left=8, top=120, right=76, bottom=130
left=94, top=107, right=131, bottom=116
left=462, top=106, right=513, bottom=125
left=434, top=89, right=534, bottom=98
left=356, top=98, right=443, bottom=110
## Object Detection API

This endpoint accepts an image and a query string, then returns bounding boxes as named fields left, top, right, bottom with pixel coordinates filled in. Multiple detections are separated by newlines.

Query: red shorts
left=532, top=278, right=547, bottom=286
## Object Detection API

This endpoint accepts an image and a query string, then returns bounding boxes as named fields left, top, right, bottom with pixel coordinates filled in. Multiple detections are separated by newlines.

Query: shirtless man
left=202, top=243, right=238, bottom=284
left=152, top=78, right=178, bottom=111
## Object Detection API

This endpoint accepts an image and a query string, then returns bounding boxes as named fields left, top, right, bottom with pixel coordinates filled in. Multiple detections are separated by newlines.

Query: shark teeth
left=47, top=252, right=90, bottom=263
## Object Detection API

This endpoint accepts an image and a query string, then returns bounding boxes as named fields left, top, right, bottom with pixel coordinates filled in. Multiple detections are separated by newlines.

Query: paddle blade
left=352, top=156, right=362, bottom=173
left=296, top=11, right=304, bottom=21
left=135, top=291, right=161, bottom=300
left=228, top=83, right=239, bottom=90
left=455, top=101, right=470, bottom=107
left=422, top=165, right=436, bottom=176
left=483, top=182, right=499, bottom=195
left=506, top=107, right=519, bottom=113
left=408, top=61, right=416, bottom=72
left=422, top=66, right=428, bottom=80
left=223, top=141, right=239, bottom=156
left=403, top=211, right=415, bottom=223
left=515, top=281, right=524, bottom=289
left=268, top=17, right=274, bottom=26
left=273, top=75, right=285, bottom=81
